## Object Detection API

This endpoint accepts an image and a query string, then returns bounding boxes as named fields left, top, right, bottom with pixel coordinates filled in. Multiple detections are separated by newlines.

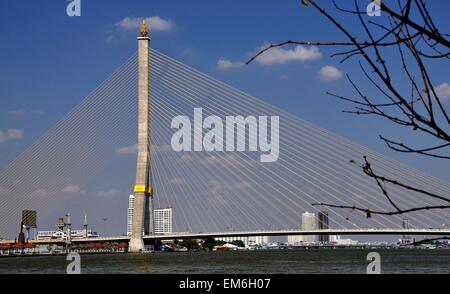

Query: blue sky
left=0, top=0, right=449, bottom=235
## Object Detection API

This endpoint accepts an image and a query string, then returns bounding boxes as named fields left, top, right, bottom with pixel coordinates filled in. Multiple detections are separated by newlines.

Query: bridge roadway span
left=1, top=229, right=449, bottom=245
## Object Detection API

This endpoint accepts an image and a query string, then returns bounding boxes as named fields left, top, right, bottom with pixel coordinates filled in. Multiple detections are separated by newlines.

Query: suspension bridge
left=0, top=21, right=449, bottom=250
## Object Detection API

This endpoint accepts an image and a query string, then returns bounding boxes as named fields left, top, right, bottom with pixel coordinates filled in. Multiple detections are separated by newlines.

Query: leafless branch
left=312, top=202, right=450, bottom=217
left=247, top=0, right=450, bottom=216
left=312, top=155, right=450, bottom=217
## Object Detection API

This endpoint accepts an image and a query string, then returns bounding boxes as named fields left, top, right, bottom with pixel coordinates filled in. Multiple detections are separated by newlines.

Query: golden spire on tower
left=140, top=19, right=149, bottom=37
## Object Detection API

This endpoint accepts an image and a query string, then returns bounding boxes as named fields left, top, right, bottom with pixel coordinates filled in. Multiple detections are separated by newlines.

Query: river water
left=0, top=249, right=449, bottom=274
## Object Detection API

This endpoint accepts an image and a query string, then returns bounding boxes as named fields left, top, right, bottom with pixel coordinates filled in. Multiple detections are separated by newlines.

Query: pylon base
left=128, top=237, right=144, bottom=252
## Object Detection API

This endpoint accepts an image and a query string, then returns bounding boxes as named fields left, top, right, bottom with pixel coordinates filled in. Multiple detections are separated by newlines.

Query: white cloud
left=116, top=16, right=175, bottom=33
left=93, top=188, right=123, bottom=198
left=30, top=109, right=46, bottom=115
left=30, top=189, right=54, bottom=199
left=217, top=58, right=243, bottom=70
left=216, top=44, right=321, bottom=70
left=9, top=109, right=26, bottom=116
left=433, top=82, right=450, bottom=101
left=106, top=34, right=115, bottom=42
left=318, top=65, right=343, bottom=81
left=9, top=109, right=45, bottom=116
left=81, top=188, right=123, bottom=198
left=0, top=129, right=23, bottom=143
left=148, top=16, right=175, bottom=32
left=62, top=184, right=80, bottom=193
left=116, top=144, right=138, bottom=155
left=254, top=45, right=321, bottom=65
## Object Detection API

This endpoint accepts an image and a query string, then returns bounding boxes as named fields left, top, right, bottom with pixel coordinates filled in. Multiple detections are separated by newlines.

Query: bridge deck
left=1, top=229, right=448, bottom=245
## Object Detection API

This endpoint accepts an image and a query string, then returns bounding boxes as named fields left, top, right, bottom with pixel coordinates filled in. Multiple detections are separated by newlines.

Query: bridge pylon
left=129, top=20, right=153, bottom=252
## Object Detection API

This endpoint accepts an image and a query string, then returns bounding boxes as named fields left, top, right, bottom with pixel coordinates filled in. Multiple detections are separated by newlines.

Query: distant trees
left=231, top=240, right=245, bottom=248
left=179, top=238, right=200, bottom=249
left=201, top=237, right=227, bottom=250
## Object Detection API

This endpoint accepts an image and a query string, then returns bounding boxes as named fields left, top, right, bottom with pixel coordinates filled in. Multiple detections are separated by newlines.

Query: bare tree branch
left=247, top=0, right=450, bottom=217
left=312, top=202, right=450, bottom=216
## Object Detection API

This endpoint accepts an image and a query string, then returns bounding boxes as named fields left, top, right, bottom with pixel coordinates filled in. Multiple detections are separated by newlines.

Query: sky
left=0, top=0, right=449, bottom=237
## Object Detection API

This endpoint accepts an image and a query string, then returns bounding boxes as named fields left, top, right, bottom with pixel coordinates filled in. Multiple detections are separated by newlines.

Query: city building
left=318, top=211, right=329, bottom=242
left=248, top=236, right=269, bottom=246
left=287, top=235, right=303, bottom=245
left=215, top=236, right=269, bottom=247
left=216, top=236, right=249, bottom=247
left=302, top=212, right=316, bottom=243
left=128, top=194, right=173, bottom=236
left=127, top=195, right=135, bottom=236
left=37, top=214, right=97, bottom=241
left=287, top=212, right=318, bottom=245
left=37, top=229, right=98, bottom=241
left=330, top=235, right=358, bottom=246
left=154, top=208, right=173, bottom=234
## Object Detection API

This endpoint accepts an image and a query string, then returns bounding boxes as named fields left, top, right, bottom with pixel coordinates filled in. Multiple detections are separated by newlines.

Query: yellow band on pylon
left=134, top=185, right=146, bottom=192
left=134, top=185, right=153, bottom=195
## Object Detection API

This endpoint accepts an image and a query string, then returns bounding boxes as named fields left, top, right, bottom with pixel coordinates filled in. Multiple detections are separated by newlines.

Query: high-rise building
left=128, top=195, right=172, bottom=235
left=248, top=236, right=269, bottom=246
left=287, top=235, right=303, bottom=245
left=154, top=208, right=173, bottom=234
left=402, top=218, right=410, bottom=239
left=302, top=212, right=316, bottom=243
left=318, top=211, right=329, bottom=242
left=127, top=195, right=135, bottom=236
left=287, top=212, right=317, bottom=245
left=83, top=213, right=89, bottom=238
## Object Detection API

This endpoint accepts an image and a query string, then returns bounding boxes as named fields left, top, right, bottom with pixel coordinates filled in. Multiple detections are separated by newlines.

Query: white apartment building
left=302, top=212, right=316, bottom=243
left=126, top=195, right=135, bottom=236
left=154, top=208, right=173, bottom=234
left=287, top=211, right=317, bottom=244
left=248, top=236, right=269, bottom=246
left=287, top=235, right=303, bottom=245
left=127, top=195, right=173, bottom=235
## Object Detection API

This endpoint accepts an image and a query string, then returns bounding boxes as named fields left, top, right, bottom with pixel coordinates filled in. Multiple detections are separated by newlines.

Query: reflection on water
left=0, top=249, right=449, bottom=274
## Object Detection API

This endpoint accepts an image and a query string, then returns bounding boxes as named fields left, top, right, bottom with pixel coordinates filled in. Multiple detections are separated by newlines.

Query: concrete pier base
left=129, top=237, right=144, bottom=252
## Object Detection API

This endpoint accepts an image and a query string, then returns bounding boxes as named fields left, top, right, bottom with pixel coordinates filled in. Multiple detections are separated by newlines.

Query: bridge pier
left=129, top=20, right=153, bottom=253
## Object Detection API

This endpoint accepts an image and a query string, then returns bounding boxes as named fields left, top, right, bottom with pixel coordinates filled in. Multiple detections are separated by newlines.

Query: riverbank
left=0, top=245, right=446, bottom=258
